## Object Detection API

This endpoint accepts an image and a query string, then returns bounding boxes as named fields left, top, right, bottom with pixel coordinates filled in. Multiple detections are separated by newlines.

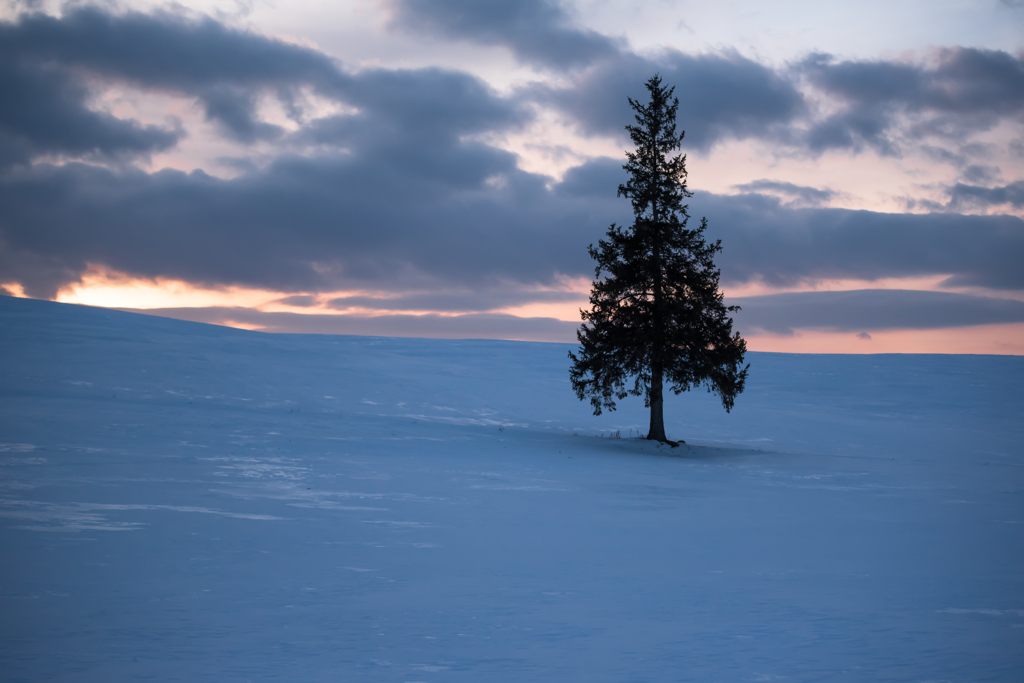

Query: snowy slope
left=1, top=295, right=1022, bottom=682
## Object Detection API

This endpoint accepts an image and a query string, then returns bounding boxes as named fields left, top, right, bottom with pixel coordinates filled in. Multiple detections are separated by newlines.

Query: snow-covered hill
left=1, top=295, right=1022, bottom=681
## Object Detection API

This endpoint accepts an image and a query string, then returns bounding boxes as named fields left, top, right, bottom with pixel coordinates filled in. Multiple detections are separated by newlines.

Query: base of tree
left=647, top=435, right=683, bottom=447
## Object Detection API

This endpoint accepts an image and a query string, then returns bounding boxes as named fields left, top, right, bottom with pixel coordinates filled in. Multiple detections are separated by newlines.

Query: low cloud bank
left=2, top=159, right=1022, bottom=303
left=114, top=287, right=1024, bottom=343
left=729, top=289, right=1024, bottom=336
left=117, top=306, right=581, bottom=342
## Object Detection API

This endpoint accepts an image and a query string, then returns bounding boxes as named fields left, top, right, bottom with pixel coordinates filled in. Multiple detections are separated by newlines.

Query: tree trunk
left=647, top=361, right=668, bottom=442
left=645, top=149, right=675, bottom=446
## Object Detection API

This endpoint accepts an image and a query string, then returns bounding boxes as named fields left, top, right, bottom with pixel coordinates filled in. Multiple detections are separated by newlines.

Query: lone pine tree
left=568, top=75, right=748, bottom=445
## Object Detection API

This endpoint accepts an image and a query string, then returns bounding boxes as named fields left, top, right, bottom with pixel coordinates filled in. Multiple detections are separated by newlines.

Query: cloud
left=960, top=164, right=1002, bottom=184
left=118, top=306, right=580, bottom=342
left=295, top=65, right=530, bottom=158
left=0, top=6, right=347, bottom=144
left=553, top=157, right=626, bottom=198
left=728, top=289, right=1024, bottom=336
left=731, top=180, right=836, bottom=207
left=0, top=5, right=530, bottom=162
left=3, top=155, right=1022, bottom=307
left=274, top=295, right=316, bottom=307
left=0, top=47, right=182, bottom=166
left=1, top=4, right=1020, bottom=340
left=519, top=41, right=1024, bottom=158
left=387, top=0, right=620, bottom=69
left=799, top=48, right=1024, bottom=154
left=947, top=180, right=1024, bottom=210
left=0, top=6, right=548, bottom=298
left=687, top=189, right=1024, bottom=292
left=7, top=4, right=1018, bottom=172
left=0, top=156, right=609, bottom=299
left=390, top=1, right=807, bottom=151
left=122, top=289, right=1024, bottom=341
left=328, top=289, right=585, bottom=313
left=531, top=50, right=805, bottom=151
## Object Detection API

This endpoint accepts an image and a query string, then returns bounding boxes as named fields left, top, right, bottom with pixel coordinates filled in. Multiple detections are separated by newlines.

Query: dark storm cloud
left=947, top=180, right=1024, bottom=210
left=728, top=289, right=1024, bottom=336
left=799, top=48, right=1024, bottom=154
left=387, top=0, right=619, bottom=69
left=118, top=306, right=580, bottom=342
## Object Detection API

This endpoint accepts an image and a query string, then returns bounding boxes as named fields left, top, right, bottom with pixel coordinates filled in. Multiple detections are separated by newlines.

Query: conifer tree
left=568, top=75, right=748, bottom=445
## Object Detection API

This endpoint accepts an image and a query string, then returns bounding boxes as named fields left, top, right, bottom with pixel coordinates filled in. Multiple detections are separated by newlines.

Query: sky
left=0, top=0, right=1022, bottom=353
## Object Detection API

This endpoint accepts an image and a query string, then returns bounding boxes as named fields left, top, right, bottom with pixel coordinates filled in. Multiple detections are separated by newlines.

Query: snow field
left=1, top=296, right=1022, bottom=681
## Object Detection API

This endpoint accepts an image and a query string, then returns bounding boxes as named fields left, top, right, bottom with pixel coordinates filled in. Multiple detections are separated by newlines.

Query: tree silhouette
left=569, top=75, right=748, bottom=445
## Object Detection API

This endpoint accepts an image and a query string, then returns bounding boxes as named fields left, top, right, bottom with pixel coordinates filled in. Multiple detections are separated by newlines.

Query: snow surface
left=1, top=295, right=1022, bottom=682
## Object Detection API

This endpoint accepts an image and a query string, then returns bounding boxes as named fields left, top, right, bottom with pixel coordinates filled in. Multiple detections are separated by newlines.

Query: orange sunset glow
left=22, top=265, right=1014, bottom=354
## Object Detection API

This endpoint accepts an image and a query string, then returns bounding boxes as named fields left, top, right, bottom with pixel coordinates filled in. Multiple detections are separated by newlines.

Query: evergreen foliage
left=568, top=75, right=748, bottom=445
